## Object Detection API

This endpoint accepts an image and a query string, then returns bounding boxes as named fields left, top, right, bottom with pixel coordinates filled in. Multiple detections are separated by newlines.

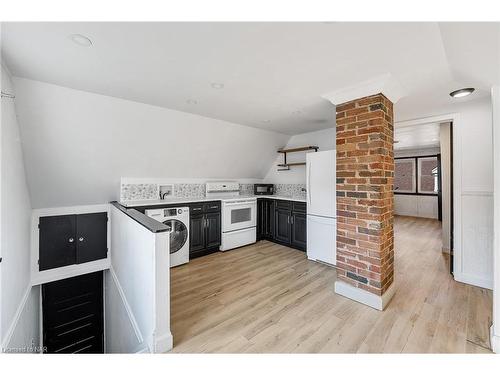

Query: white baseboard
left=154, top=332, right=173, bottom=353
left=454, top=272, right=493, bottom=290
left=1, top=285, right=32, bottom=350
left=490, top=326, right=500, bottom=354
left=334, top=280, right=396, bottom=311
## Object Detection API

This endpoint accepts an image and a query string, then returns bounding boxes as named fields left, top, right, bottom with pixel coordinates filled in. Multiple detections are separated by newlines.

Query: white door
left=306, top=150, right=336, bottom=218
left=307, top=215, right=336, bottom=265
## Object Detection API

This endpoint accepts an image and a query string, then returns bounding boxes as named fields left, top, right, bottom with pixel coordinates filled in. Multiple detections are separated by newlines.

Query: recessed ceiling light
left=211, top=82, right=224, bottom=89
left=69, top=34, right=93, bottom=47
left=186, top=99, right=198, bottom=105
left=450, top=88, right=475, bottom=98
left=394, top=140, right=400, bottom=144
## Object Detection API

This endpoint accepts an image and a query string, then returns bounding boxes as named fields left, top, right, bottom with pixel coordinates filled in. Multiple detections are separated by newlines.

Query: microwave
left=254, top=184, right=274, bottom=195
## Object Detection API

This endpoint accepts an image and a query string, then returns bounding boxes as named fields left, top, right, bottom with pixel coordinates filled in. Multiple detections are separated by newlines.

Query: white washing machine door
left=163, top=219, right=188, bottom=254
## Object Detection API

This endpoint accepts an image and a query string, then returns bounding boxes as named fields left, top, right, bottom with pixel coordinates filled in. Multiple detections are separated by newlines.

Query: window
left=394, top=155, right=440, bottom=195
left=394, top=158, right=416, bottom=193
left=418, top=156, right=439, bottom=194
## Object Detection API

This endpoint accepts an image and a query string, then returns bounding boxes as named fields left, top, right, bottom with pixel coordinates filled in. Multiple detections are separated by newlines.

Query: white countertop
left=121, top=194, right=306, bottom=208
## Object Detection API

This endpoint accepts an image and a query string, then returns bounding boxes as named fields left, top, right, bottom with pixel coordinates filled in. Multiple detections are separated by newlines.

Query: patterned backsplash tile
left=239, top=183, right=254, bottom=195
left=120, top=182, right=307, bottom=201
left=120, top=183, right=159, bottom=201
left=173, top=183, right=205, bottom=198
left=274, top=183, right=307, bottom=198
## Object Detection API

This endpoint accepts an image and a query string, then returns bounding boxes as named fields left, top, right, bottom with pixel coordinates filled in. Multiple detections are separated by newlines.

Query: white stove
left=206, top=182, right=257, bottom=251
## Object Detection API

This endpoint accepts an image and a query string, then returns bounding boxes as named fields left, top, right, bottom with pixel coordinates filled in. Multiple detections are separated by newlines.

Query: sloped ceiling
left=12, top=77, right=289, bottom=208
left=3, top=22, right=499, bottom=134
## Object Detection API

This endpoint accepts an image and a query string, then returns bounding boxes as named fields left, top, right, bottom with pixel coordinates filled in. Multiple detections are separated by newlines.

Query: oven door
left=223, top=200, right=257, bottom=232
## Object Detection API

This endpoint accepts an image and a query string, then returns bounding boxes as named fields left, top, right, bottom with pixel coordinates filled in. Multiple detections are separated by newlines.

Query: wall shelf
left=277, top=145, right=318, bottom=171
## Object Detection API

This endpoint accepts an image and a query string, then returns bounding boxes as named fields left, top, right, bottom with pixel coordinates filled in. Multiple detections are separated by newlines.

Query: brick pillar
left=335, top=93, right=395, bottom=308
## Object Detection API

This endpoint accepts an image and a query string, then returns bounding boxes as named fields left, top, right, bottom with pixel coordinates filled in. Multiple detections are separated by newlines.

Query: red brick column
left=335, top=93, right=394, bottom=303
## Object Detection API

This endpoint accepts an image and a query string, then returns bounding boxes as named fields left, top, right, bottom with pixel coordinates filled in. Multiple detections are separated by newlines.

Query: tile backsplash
left=120, top=182, right=307, bottom=201
left=274, top=183, right=307, bottom=199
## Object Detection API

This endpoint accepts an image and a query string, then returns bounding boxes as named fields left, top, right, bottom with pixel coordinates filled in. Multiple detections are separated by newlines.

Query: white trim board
left=1, top=285, right=32, bottom=350
left=334, top=280, right=396, bottom=311
left=108, top=267, right=144, bottom=344
left=30, top=204, right=111, bottom=285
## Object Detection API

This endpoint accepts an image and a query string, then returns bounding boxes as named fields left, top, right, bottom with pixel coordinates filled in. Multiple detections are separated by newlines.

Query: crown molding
left=322, top=73, right=405, bottom=105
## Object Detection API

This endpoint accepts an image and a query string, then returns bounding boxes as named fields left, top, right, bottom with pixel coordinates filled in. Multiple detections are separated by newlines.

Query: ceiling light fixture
left=211, top=82, right=224, bottom=89
left=186, top=99, right=198, bottom=105
left=394, top=140, right=400, bottom=144
left=449, top=88, right=475, bottom=98
left=69, top=34, right=93, bottom=47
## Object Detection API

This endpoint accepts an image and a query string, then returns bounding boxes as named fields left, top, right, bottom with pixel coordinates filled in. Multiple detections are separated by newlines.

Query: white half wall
left=106, top=205, right=171, bottom=353
left=1, top=63, right=38, bottom=351
left=394, top=195, right=438, bottom=219
left=12, top=77, right=290, bottom=209
left=264, top=127, right=335, bottom=184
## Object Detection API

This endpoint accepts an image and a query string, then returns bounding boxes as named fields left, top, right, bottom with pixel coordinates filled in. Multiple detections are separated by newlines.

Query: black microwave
left=254, top=184, right=274, bottom=195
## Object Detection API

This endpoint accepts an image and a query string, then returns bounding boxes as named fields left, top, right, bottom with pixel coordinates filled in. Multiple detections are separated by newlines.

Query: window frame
left=394, top=154, right=440, bottom=196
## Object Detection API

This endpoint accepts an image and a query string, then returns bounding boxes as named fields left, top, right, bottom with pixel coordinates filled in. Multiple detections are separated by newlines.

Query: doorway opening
left=394, top=121, right=453, bottom=273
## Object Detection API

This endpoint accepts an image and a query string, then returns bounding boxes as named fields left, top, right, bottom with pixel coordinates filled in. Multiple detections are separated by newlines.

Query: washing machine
left=145, top=207, right=190, bottom=267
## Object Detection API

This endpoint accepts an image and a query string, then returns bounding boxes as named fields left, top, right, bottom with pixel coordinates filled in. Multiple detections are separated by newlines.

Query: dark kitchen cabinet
left=39, top=212, right=108, bottom=271
left=189, top=215, right=206, bottom=253
left=257, top=198, right=306, bottom=251
left=205, top=212, right=221, bottom=249
left=189, top=201, right=221, bottom=258
left=291, top=211, right=307, bottom=251
left=274, top=208, right=292, bottom=244
left=42, top=271, right=104, bottom=353
left=257, top=199, right=275, bottom=240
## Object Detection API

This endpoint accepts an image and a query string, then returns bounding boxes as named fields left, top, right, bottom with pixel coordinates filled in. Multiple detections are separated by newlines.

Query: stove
left=205, top=182, right=257, bottom=251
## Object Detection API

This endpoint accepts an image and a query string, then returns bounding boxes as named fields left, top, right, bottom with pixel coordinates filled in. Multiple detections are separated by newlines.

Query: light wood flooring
left=170, top=216, right=493, bottom=353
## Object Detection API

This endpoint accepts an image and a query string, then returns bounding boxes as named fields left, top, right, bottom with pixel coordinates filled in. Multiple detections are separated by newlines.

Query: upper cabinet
left=39, top=212, right=108, bottom=271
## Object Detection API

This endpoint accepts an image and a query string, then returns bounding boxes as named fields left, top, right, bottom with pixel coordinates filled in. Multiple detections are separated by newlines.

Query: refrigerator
left=306, top=150, right=336, bottom=266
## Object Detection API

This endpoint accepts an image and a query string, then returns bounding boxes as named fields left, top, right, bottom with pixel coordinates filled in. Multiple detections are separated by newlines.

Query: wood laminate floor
left=170, top=216, right=493, bottom=353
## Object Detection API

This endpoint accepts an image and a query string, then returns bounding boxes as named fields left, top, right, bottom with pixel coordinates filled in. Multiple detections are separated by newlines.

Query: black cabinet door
left=42, top=271, right=104, bottom=353
left=274, top=208, right=291, bottom=244
left=76, top=212, right=108, bottom=264
left=265, top=200, right=275, bottom=239
left=189, top=214, right=206, bottom=254
left=257, top=199, right=265, bottom=240
left=291, top=212, right=307, bottom=251
left=39, top=215, right=77, bottom=271
left=205, top=212, right=221, bottom=248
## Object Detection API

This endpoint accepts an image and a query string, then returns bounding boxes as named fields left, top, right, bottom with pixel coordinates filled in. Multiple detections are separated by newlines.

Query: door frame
left=395, top=113, right=461, bottom=279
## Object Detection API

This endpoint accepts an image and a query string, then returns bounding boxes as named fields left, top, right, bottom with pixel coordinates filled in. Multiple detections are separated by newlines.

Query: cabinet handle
left=78, top=237, right=84, bottom=242
left=210, top=205, right=218, bottom=209
left=291, top=216, right=294, bottom=225
left=68, top=237, right=74, bottom=243
left=287, top=216, right=290, bottom=224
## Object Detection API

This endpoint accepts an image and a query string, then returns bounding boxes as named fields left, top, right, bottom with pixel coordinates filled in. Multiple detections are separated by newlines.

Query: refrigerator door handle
left=307, top=162, right=312, bottom=206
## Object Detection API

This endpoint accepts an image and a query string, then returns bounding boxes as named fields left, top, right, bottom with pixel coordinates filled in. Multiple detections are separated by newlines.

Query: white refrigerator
left=306, top=150, right=336, bottom=266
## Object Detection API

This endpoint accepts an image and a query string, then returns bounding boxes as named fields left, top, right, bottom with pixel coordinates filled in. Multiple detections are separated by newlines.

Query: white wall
left=264, top=127, right=335, bottom=184
left=491, top=85, right=500, bottom=353
left=12, top=78, right=290, bottom=209
left=0, top=64, right=38, bottom=351
left=106, top=205, right=171, bottom=353
left=454, top=98, right=494, bottom=289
